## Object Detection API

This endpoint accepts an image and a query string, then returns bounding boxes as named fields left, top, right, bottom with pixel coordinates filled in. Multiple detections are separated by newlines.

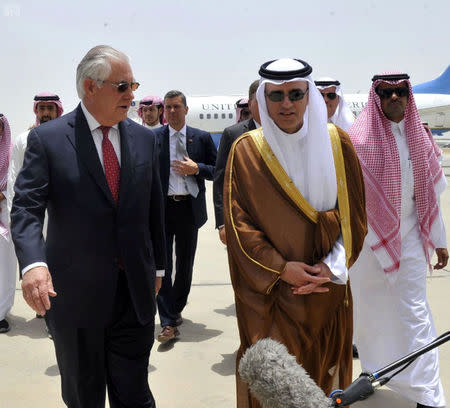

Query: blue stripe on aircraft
left=210, top=132, right=222, bottom=149
left=413, top=65, right=450, bottom=95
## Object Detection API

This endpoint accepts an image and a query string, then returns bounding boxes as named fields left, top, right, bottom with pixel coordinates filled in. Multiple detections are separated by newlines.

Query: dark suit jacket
left=11, top=104, right=166, bottom=327
left=213, top=118, right=257, bottom=228
left=154, top=125, right=216, bottom=229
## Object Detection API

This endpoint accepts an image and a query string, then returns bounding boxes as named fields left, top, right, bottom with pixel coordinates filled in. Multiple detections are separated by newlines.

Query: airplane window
left=214, top=114, right=218, bottom=119
left=222, top=114, right=226, bottom=119
left=207, top=114, right=211, bottom=119
left=199, top=114, right=204, bottom=119
left=229, top=114, right=233, bottom=119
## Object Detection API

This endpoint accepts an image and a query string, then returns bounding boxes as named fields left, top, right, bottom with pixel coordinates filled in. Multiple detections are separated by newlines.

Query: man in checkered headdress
left=7, top=92, right=63, bottom=215
left=348, top=72, right=447, bottom=408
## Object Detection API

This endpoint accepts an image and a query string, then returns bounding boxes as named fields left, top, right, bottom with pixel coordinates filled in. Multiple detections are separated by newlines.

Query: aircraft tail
left=413, top=65, right=450, bottom=95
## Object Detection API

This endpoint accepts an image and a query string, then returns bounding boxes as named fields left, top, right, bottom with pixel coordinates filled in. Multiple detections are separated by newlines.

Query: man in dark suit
left=213, top=80, right=260, bottom=244
left=154, top=90, right=216, bottom=342
left=10, top=45, right=165, bottom=408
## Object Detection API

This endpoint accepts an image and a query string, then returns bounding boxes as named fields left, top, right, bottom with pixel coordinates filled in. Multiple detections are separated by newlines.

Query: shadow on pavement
left=4, top=313, right=49, bottom=340
left=214, top=303, right=236, bottom=317
left=211, top=351, right=236, bottom=377
left=45, top=364, right=59, bottom=377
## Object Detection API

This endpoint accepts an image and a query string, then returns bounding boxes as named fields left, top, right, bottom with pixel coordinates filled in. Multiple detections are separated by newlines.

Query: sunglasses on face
left=102, top=80, right=140, bottom=93
left=265, top=88, right=309, bottom=102
left=320, top=92, right=337, bottom=100
left=375, top=86, right=409, bottom=99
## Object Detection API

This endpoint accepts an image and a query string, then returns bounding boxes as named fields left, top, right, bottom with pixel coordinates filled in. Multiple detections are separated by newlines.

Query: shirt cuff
left=322, top=235, right=348, bottom=285
left=22, top=262, right=48, bottom=276
left=156, top=269, right=165, bottom=277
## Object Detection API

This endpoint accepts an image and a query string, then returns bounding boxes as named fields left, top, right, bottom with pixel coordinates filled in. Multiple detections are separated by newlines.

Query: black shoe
left=417, top=404, right=436, bottom=408
left=352, top=344, right=359, bottom=358
left=0, top=319, right=10, bottom=333
left=35, top=313, right=44, bottom=319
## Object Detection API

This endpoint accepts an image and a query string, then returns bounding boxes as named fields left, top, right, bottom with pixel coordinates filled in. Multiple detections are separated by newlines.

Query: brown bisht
left=224, top=125, right=367, bottom=407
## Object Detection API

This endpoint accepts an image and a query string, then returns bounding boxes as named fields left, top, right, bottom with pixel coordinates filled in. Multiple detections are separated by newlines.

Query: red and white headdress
left=33, top=92, right=64, bottom=126
left=0, top=114, right=12, bottom=239
left=349, top=72, right=446, bottom=273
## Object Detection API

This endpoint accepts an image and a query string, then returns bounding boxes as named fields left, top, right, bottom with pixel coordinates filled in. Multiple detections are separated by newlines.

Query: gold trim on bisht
left=250, top=128, right=319, bottom=223
left=227, top=133, right=283, bottom=288
left=328, top=123, right=352, bottom=267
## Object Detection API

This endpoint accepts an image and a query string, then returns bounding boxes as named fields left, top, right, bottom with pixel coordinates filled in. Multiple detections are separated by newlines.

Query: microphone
left=238, top=338, right=334, bottom=407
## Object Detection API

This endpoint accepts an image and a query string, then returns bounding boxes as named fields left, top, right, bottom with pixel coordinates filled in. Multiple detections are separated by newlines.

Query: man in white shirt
left=349, top=72, right=448, bottom=408
left=153, top=90, right=216, bottom=342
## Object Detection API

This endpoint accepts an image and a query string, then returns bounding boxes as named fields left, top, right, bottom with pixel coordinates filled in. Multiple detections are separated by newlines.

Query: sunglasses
left=375, top=87, right=409, bottom=99
left=102, top=80, right=140, bottom=93
left=320, top=92, right=337, bottom=100
left=265, top=88, right=309, bottom=102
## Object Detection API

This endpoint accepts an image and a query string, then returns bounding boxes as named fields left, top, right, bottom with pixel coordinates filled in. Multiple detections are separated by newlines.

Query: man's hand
left=290, top=262, right=333, bottom=295
left=281, top=261, right=331, bottom=295
left=434, top=248, right=449, bottom=270
left=155, top=276, right=162, bottom=296
left=171, top=156, right=199, bottom=176
left=218, top=226, right=227, bottom=245
left=21, top=266, right=57, bottom=316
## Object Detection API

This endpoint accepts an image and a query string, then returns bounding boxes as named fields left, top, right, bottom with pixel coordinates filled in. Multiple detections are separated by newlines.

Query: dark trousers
left=46, top=272, right=156, bottom=408
left=157, top=198, right=198, bottom=327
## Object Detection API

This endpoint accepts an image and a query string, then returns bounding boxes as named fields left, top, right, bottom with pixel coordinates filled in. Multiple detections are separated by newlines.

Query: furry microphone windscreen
left=238, top=338, right=333, bottom=408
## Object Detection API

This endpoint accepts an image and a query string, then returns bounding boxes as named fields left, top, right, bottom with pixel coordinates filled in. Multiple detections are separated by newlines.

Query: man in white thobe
left=7, top=92, right=64, bottom=215
left=349, top=72, right=448, bottom=408
left=315, top=77, right=354, bottom=131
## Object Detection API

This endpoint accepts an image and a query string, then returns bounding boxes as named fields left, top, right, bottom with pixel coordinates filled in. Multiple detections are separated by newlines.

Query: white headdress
left=256, top=58, right=337, bottom=211
left=315, top=77, right=355, bottom=131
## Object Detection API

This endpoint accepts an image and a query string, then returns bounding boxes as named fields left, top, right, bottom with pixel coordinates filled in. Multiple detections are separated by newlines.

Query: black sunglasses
left=102, top=80, right=140, bottom=93
left=320, top=92, right=337, bottom=100
left=376, top=86, right=409, bottom=99
left=265, top=88, right=309, bottom=102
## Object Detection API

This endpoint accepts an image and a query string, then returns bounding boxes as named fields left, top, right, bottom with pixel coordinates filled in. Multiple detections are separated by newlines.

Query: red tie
left=99, top=126, right=120, bottom=204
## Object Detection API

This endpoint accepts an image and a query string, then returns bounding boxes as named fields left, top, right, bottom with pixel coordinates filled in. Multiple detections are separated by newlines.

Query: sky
left=1, top=0, right=449, bottom=135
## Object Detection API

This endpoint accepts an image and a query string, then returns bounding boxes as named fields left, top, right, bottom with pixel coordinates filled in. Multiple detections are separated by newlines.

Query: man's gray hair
left=76, top=45, right=129, bottom=99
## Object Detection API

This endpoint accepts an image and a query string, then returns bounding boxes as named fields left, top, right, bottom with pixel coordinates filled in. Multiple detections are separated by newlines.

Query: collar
left=390, top=119, right=405, bottom=137
left=169, top=124, right=187, bottom=137
left=80, top=101, right=119, bottom=132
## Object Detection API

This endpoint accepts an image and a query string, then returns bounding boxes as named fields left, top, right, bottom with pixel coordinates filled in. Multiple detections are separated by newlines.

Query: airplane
left=128, top=65, right=450, bottom=148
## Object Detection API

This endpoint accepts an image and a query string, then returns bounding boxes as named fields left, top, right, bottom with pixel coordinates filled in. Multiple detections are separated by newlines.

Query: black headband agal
left=371, top=73, right=410, bottom=82
left=34, top=95, right=60, bottom=101
left=259, top=59, right=312, bottom=80
left=0, top=113, right=3, bottom=117
left=140, top=100, right=154, bottom=106
left=236, top=100, right=249, bottom=108
left=314, top=80, right=340, bottom=87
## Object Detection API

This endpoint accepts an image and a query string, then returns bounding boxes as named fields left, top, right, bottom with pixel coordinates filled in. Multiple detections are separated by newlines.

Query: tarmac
left=1, top=156, right=450, bottom=407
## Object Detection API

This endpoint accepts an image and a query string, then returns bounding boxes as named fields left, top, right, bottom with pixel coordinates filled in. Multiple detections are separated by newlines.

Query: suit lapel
left=66, top=105, right=116, bottom=207
left=118, top=120, right=135, bottom=209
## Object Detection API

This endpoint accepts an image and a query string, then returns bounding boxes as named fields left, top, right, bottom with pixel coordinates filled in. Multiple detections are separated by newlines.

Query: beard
left=39, top=116, right=52, bottom=123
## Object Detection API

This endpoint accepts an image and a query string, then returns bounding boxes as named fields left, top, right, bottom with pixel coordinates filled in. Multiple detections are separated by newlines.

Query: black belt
left=168, top=195, right=190, bottom=201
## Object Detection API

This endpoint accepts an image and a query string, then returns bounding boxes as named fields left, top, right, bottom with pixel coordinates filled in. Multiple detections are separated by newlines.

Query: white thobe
left=350, top=120, right=446, bottom=407
left=1, top=188, right=17, bottom=320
